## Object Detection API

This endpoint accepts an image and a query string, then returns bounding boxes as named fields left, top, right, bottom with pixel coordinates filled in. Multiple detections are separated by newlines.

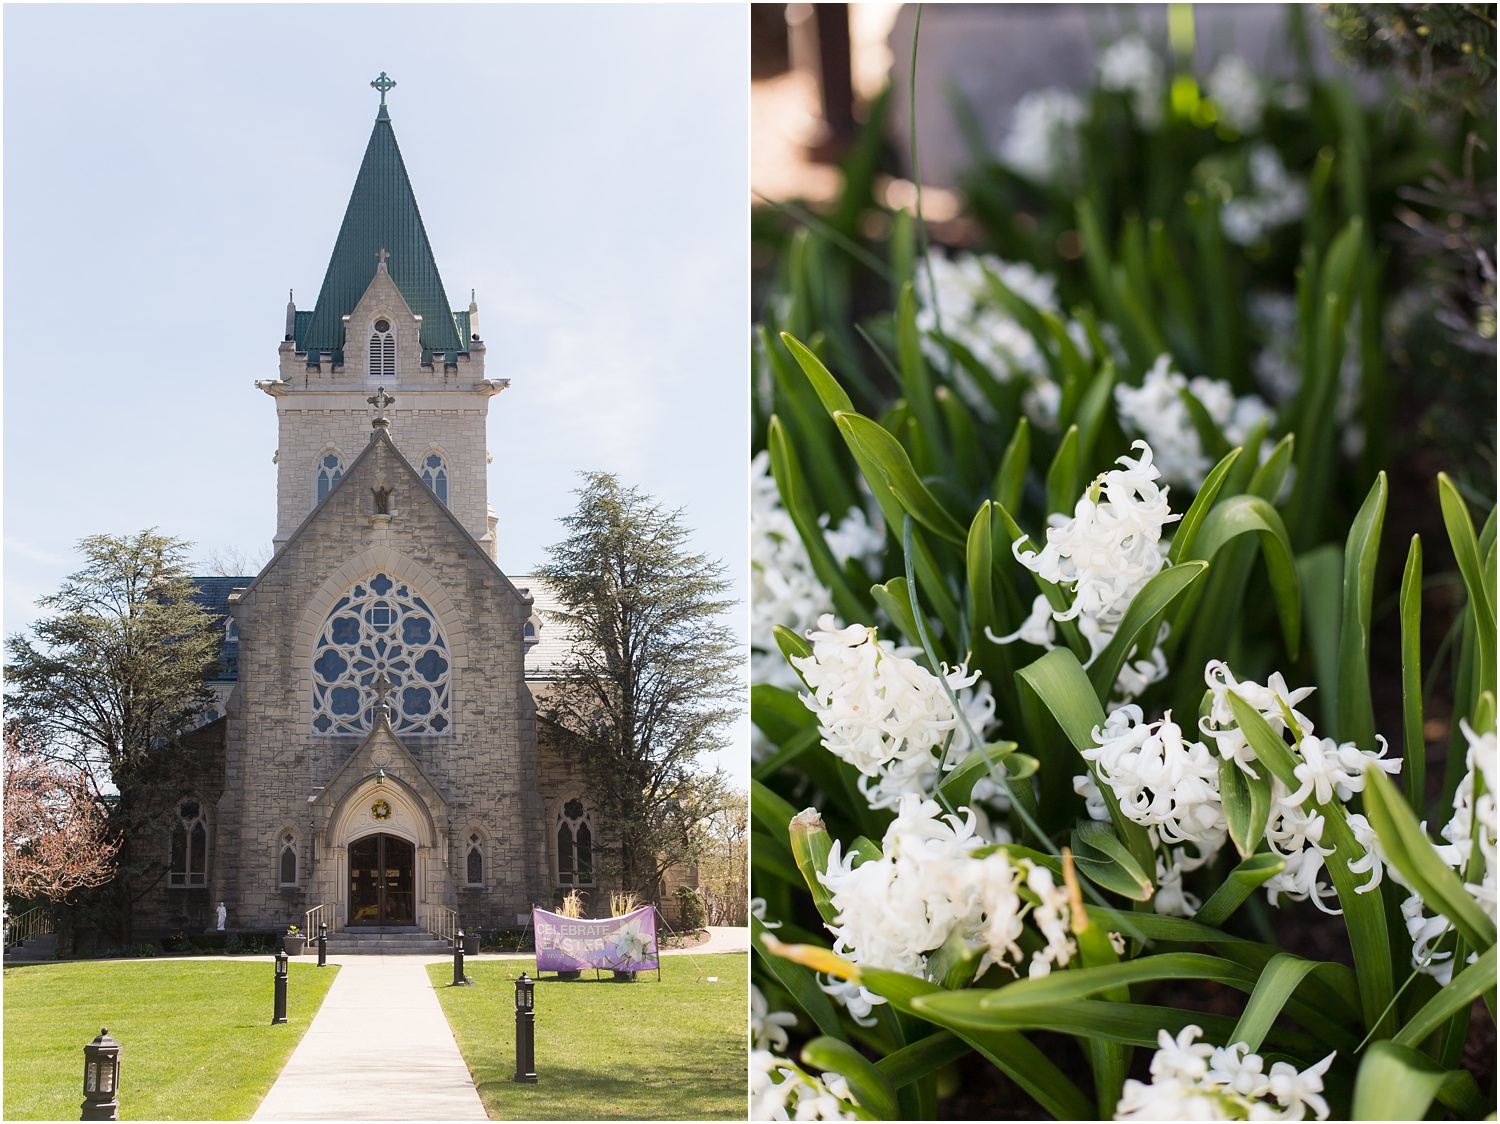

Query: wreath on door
left=371, top=799, right=392, bottom=821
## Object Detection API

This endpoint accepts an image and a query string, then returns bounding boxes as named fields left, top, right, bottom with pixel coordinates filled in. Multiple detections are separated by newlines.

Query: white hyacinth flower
left=1200, top=659, right=1316, bottom=777
left=1114, top=354, right=1275, bottom=490
left=1000, top=88, right=1087, bottom=186
left=751, top=985, right=799, bottom=1053
left=791, top=616, right=996, bottom=810
left=1221, top=145, right=1308, bottom=245
left=751, top=451, right=883, bottom=694
left=1097, top=35, right=1164, bottom=127
left=751, top=1050, right=858, bottom=1121
left=1206, top=55, right=1266, bottom=133
left=1116, top=1025, right=1334, bottom=1121
left=817, top=795, right=1069, bottom=991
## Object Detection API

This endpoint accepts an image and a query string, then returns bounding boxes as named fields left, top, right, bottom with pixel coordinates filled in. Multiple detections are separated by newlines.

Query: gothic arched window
left=169, top=799, right=208, bottom=888
left=370, top=318, right=395, bottom=381
left=465, top=833, right=484, bottom=887
left=310, top=573, right=452, bottom=736
left=421, top=452, right=449, bottom=506
left=556, top=798, right=594, bottom=886
left=316, top=452, right=344, bottom=503
left=278, top=832, right=298, bottom=886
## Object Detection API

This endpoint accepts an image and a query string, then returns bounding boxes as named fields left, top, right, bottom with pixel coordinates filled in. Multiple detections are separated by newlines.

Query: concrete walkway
left=253, top=955, right=486, bottom=1121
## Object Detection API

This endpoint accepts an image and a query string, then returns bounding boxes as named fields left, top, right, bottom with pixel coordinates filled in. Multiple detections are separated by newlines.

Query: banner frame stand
left=530, top=904, right=662, bottom=981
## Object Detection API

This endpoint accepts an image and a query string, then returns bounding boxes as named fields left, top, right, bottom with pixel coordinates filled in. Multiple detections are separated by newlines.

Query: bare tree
left=199, top=543, right=271, bottom=577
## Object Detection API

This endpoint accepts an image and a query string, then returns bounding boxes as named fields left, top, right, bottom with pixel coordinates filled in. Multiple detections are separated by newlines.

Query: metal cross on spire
left=371, top=72, right=397, bottom=106
left=373, top=671, right=394, bottom=707
left=376, top=247, right=390, bottom=266
left=367, top=387, right=395, bottom=413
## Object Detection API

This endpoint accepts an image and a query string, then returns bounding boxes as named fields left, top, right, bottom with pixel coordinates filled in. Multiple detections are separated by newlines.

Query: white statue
left=216, top=902, right=227, bottom=931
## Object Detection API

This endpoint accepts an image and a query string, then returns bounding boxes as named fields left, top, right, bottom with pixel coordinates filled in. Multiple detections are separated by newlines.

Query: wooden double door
left=348, top=833, right=415, bottom=926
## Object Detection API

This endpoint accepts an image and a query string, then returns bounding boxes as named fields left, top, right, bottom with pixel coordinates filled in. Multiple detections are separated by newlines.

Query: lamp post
left=452, top=929, right=470, bottom=986
left=512, top=973, right=537, bottom=1083
left=81, top=1028, right=121, bottom=1120
left=317, top=922, right=327, bottom=968
left=272, top=949, right=289, bottom=1025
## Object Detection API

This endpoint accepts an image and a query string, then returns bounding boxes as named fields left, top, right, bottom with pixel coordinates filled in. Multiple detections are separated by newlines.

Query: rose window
left=311, top=573, right=451, bottom=735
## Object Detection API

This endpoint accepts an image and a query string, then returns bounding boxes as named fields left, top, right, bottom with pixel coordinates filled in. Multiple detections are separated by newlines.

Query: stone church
left=135, top=82, right=632, bottom=943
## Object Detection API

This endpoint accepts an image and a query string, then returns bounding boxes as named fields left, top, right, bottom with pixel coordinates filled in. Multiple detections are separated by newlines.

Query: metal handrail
left=426, top=903, right=458, bottom=945
left=305, top=902, right=331, bottom=937
left=8, top=905, right=54, bottom=946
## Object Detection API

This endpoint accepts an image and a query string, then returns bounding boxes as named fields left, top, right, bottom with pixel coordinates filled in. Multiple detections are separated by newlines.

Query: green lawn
left=428, top=953, right=747, bottom=1120
left=3, top=959, right=338, bottom=1120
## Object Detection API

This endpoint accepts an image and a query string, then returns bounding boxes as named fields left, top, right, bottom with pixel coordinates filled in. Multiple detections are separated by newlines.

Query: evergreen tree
left=536, top=473, right=742, bottom=897
left=4, top=531, right=221, bottom=940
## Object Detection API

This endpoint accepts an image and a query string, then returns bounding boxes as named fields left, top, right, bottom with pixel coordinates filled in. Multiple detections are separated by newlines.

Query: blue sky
left=3, top=4, right=750, bottom=784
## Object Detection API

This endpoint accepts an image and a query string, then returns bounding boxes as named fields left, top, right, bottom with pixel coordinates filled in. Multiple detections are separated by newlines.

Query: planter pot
left=463, top=932, right=481, bottom=956
left=282, top=935, right=307, bottom=956
left=557, top=969, right=582, bottom=980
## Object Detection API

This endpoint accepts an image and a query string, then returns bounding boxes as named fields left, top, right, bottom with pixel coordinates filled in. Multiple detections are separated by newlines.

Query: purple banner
left=533, top=905, right=660, bottom=972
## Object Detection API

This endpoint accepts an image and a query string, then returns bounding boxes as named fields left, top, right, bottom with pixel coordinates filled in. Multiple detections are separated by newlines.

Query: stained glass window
left=421, top=453, right=449, bottom=505
left=169, top=800, right=208, bottom=887
left=316, top=452, right=344, bottom=503
left=466, top=833, right=483, bottom=886
left=556, top=798, right=594, bottom=886
left=310, top=573, right=451, bottom=736
left=279, top=833, right=298, bottom=886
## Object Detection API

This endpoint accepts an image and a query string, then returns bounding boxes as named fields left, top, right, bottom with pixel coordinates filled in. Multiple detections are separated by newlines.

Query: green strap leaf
left=1337, top=472, right=1386, bottom=748
left=1218, top=754, right=1274, bottom=860
left=801, top=1036, right=899, bottom=1119
left=751, top=917, right=846, bottom=1042
left=1192, top=851, right=1284, bottom=928
left=874, top=1031, right=970, bottom=1089
left=993, top=417, right=1030, bottom=514
left=781, top=331, right=855, bottom=415
left=1364, top=767, right=1497, bottom=954
left=1073, top=820, right=1155, bottom=901
left=1399, top=535, right=1425, bottom=813
left=1351, top=1041, right=1451, bottom=1122
left=1229, top=952, right=1323, bottom=1052
left=935, top=742, right=1020, bottom=810
left=1225, top=694, right=1395, bottom=1034
left=1393, top=943, right=1496, bottom=1047
left=859, top=968, right=1094, bottom=1121
left=1182, top=494, right=1301, bottom=661
left=1087, top=560, right=1207, bottom=702
left=1166, top=446, right=1242, bottom=566
left=752, top=778, right=799, bottom=839
left=1045, top=424, right=1080, bottom=517
left=1439, top=473, right=1497, bottom=698
left=834, top=412, right=968, bottom=545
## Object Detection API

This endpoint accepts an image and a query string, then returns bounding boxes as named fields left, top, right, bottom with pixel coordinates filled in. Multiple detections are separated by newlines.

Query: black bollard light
left=81, top=1027, right=121, bottom=1120
left=512, top=972, right=538, bottom=1083
left=317, top=922, right=327, bottom=968
left=452, top=929, right=469, bottom=986
left=272, top=949, right=289, bottom=1025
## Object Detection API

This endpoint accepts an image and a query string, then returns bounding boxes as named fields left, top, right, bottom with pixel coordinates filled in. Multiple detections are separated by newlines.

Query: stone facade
left=127, top=97, right=667, bottom=941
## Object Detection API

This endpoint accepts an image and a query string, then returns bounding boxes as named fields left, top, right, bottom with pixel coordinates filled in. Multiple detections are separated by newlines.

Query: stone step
left=322, top=931, right=455, bottom=955
left=3, top=933, right=58, bottom=963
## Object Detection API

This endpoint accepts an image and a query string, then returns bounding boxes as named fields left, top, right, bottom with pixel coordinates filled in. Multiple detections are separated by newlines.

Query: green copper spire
left=298, top=86, right=463, bottom=359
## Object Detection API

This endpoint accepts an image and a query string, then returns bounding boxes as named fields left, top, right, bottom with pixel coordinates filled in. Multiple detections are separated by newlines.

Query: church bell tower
left=257, top=72, right=507, bottom=557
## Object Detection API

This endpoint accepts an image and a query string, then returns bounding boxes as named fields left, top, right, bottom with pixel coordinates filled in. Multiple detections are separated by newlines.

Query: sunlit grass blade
left=1399, top=534, right=1425, bottom=813
left=1192, top=851, right=1285, bottom=928
left=1363, top=767, right=1497, bottom=954
left=1225, top=693, right=1395, bottom=1035
left=1337, top=472, right=1386, bottom=748
left=801, top=1036, right=899, bottom=1119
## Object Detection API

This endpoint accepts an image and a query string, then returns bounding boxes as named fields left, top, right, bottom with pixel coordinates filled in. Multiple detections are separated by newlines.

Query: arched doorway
left=348, top=833, right=415, bottom=926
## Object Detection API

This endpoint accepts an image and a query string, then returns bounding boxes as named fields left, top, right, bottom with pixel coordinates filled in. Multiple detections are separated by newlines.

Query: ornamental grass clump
left=750, top=17, right=1493, bottom=1113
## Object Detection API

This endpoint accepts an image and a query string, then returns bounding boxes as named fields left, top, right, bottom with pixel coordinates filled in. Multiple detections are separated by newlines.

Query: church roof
left=190, top=575, right=253, bottom=683
left=297, top=102, right=465, bottom=360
